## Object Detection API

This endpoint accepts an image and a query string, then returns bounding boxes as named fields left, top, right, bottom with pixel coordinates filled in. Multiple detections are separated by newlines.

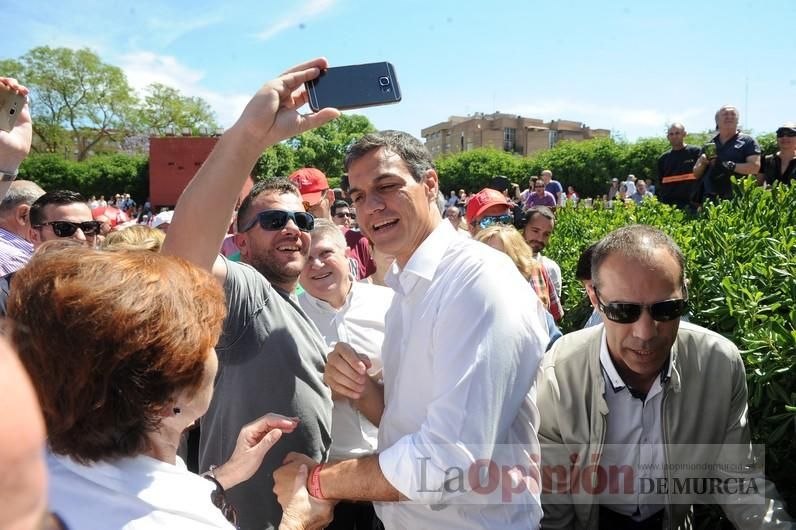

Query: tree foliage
left=134, top=83, right=218, bottom=136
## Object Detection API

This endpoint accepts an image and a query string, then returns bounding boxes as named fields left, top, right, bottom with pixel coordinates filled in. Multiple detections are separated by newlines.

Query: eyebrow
left=348, top=174, right=401, bottom=196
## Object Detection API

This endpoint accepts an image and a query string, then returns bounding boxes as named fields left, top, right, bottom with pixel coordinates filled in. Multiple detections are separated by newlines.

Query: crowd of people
left=1, top=61, right=795, bottom=530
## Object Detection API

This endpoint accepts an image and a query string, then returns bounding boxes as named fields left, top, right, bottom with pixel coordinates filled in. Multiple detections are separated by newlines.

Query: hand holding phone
left=0, top=82, right=26, bottom=133
left=702, top=142, right=717, bottom=159
left=305, top=62, right=402, bottom=111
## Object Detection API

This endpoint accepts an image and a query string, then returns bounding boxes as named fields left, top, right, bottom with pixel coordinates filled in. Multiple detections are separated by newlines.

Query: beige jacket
left=537, top=322, right=792, bottom=529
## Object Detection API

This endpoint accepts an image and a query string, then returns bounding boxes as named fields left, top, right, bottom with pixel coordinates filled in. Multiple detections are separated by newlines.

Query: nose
left=72, top=228, right=88, bottom=242
left=630, top=308, right=658, bottom=342
left=308, top=255, right=324, bottom=269
left=283, top=217, right=301, bottom=235
left=361, top=191, right=386, bottom=214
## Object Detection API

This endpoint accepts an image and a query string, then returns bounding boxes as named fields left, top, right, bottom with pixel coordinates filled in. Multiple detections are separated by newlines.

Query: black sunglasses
left=240, top=210, right=315, bottom=233
left=594, top=287, right=688, bottom=324
left=34, top=220, right=101, bottom=237
left=776, top=128, right=796, bottom=138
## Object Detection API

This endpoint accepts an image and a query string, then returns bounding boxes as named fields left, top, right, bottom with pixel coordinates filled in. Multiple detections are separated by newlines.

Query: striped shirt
left=0, top=227, right=33, bottom=275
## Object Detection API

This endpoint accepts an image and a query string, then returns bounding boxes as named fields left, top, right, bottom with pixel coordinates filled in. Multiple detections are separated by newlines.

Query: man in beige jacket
left=537, top=225, right=792, bottom=529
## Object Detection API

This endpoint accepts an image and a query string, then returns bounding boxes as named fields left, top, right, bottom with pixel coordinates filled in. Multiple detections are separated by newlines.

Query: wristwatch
left=0, top=169, right=17, bottom=182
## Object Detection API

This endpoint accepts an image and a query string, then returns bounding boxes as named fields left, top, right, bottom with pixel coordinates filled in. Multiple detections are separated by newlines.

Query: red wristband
left=307, top=463, right=325, bottom=500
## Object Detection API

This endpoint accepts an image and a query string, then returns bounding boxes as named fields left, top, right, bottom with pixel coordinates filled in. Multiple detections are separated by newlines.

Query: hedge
left=547, top=177, right=796, bottom=509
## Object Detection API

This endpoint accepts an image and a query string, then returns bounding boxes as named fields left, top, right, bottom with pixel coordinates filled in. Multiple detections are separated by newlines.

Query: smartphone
left=0, top=85, right=26, bottom=132
left=306, top=62, right=401, bottom=111
left=703, top=142, right=716, bottom=159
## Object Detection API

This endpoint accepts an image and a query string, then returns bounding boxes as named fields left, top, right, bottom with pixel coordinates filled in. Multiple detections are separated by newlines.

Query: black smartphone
left=703, top=142, right=716, bottom=159
left=306, top=62, right=401, bottom=111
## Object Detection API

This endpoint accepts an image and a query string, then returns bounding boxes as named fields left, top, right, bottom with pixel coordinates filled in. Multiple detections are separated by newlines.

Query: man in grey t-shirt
left=164, top=176, right=333, bottom=529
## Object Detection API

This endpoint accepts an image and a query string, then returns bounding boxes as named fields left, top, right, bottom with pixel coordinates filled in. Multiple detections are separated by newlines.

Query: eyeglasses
left=240, top=210, right=315, bottom=233
left=776, top=128, right=796, bottom=138
left=478, top=214, right=513, bottom=230
left=33, top=220, right=101, bottom=237
left=594, top=287, right=688, bottom=324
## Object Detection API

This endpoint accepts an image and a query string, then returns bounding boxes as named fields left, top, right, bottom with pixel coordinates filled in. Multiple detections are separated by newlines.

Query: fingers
left=282, top=451, right=315, bottom=466
left=245, top=413, right=300, bottom=434
left=280, top=57, right=329, bottom=77
left=296, top=107, right=341, bottom=134
left=293, top=463, right=309, bottom=489
left=253, top=427, right=283, bottom=453
left=0, top=77, right=29, bottom=97
left=324, top=344, right=369, bottom=400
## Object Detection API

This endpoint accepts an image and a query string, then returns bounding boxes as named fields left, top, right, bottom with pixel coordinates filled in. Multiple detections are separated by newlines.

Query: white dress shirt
left=599, top=330, right=670, bottom=520
left=299, top=280, right=394, bottom=460
left=48, top=452, right=233, bottom=529
left=375, top=221, right=548, bottom=529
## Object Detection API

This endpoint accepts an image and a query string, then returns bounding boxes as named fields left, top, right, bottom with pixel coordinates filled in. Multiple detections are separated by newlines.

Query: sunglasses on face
left=478, top=214, right=513, bottom=230
left=240, top=210, right=315, bottom=233
left=594, top=287, right=688, bottom=324
left=34, top=220, right=101, bottom=237
left=776, top=128, right=796, bottom=138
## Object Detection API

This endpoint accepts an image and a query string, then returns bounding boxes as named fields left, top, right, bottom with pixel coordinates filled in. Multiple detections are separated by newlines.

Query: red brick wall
left=149, top=136, right=219, bottom=208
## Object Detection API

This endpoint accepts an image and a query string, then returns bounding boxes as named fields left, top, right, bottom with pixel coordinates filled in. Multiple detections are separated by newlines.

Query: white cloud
left=116, top=52, right=250, bottom=127
left=254, top=0, right=336, bottom=41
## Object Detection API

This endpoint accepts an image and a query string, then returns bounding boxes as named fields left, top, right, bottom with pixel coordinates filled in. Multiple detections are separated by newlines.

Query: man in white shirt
left=523, top=206, right=562, bottom=294
left=275, top=129, right=549, bottom=529
left=298, top=218, right=393, bottom=529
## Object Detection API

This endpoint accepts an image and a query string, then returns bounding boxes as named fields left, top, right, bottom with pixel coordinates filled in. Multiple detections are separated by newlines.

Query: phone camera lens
left=378, top=76, right=391, bottom=87
left=8, top=108, right=15, bottom=115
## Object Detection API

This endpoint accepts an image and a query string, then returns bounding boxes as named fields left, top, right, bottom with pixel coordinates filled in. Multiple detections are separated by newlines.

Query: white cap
left=151, top=210, right=174, bottom=229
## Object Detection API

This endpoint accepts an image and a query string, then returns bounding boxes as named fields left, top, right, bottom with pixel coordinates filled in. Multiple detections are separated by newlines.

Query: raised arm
left=0, top=78, right=32, bottom=201
left=161, top=59, right=340, bottom=278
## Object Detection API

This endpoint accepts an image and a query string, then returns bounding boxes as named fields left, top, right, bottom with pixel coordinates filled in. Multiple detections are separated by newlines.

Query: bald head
left=0, top=181, right=45, bottom=237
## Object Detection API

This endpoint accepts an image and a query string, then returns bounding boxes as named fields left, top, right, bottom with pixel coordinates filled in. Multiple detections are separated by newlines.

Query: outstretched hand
left=0, top=77, right=32, bottom=172
left=235, top=58, right=340, bottom=151
left=213, top=413, right=299, bottom=490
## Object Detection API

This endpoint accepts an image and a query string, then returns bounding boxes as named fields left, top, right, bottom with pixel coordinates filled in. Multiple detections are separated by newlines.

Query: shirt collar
left=385, top=220, right=455, bottom=295
left=599, top=329, right=673, bottom=393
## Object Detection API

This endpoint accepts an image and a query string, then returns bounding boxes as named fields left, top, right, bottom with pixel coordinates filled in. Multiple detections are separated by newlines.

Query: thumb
left=294, top=464, right=309, bottom=489
left=253, top=428, right=283, bottom=456
left=298, top=107, right=340, bottom=134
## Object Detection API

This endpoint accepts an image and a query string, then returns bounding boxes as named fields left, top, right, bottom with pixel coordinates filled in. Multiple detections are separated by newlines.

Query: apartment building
left=421, top=112, right=610, bottom=159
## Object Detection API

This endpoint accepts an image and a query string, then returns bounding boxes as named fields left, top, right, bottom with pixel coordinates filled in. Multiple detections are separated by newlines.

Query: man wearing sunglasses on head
left=537, top=225, right=792, bottom=529
left=0, top=190, right=98, bottom=316
left=465, top=187, right=514, bottom=236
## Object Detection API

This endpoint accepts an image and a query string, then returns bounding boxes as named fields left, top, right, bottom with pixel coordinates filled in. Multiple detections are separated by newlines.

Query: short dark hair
left=29, top=190, right=87, bottom=226
left=331, top=199, right=350, bottom=217
left=524, top=206, right=555, bottom=225
left=591, top=225, right=685, bottom=290
left=237, top=178, right=300, bottom=232
left=344, top=130, right=435, bottom=182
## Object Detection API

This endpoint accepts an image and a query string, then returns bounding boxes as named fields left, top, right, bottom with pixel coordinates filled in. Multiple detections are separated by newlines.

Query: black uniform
left=656, top=145, right=702, bottom=208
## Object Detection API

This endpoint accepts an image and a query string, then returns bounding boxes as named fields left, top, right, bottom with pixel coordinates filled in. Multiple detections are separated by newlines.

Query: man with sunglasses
left=465, top=187, right=514, bottom=236
left=537, top=225, right=792, bottom=529
left=758, top=123, right=796, bottom=187
left=0, top=190, right=98, bottom=316
left=165, top=174, right=335, bottom=527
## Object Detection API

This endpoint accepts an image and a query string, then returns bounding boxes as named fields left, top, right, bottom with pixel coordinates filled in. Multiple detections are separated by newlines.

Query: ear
left=585, top=282, right=598, bottom=308
left=423, top=169, right=439, bottom=199
left=233, top=232, right=249, bottom=260
left=15, top=204, right=31, bottom=228
left=28, top=225, right=42, bottom=246
left=325, top=189, right=335, bottom=203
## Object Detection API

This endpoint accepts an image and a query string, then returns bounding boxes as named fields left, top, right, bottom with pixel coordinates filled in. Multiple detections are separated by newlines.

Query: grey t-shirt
left=199, top=258, right=332, bottom=530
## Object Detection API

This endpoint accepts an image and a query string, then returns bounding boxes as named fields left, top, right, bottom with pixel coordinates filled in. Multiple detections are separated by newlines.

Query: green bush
left=547, top=179, right=796, bottom=508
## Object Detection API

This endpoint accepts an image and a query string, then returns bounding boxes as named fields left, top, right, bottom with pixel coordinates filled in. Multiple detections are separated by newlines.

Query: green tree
left=134, top=83, right=218, bottom=136
left=288, top=114, right=375, bottom=179
left=253, top=142, right=297, bottom=179
left=1, top=47, right=137, bottom=161
left=435, top=148, right=525, bottom=194
left=622, top=137, right=669, bottom=183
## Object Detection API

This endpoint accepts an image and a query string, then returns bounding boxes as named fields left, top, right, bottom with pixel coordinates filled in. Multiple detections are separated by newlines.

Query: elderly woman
left=8, top=247, right=331, bottom=529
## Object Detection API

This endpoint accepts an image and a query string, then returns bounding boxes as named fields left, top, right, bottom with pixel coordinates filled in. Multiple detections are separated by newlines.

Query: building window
left=503, top=128, right=516, bottom=152
left=548, top=130, right=559, bottom=148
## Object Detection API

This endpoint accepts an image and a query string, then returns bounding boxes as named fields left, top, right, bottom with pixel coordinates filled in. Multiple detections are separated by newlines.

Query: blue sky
left=4, top=0, right=795, bottom=141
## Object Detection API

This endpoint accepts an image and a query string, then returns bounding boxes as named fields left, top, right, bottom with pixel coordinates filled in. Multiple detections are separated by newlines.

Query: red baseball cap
left=289, top=168, right=329, bottom=205
left=466, top=188, right=512, bottom=222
